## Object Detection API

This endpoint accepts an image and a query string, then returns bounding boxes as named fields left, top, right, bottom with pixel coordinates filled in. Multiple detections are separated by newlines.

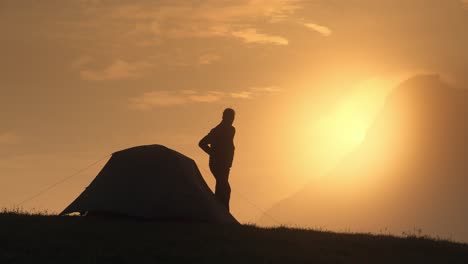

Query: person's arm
left=199, top=132, right=213, bottom=156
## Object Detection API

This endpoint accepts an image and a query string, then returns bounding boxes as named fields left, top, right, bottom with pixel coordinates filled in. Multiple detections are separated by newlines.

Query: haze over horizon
left=1, top=0, right=468, bottom=239
left=263, top=74, right=468, bottom=241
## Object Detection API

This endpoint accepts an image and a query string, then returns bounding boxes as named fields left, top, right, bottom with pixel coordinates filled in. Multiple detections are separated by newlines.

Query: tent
left=60, top=145, right=238, bottom=224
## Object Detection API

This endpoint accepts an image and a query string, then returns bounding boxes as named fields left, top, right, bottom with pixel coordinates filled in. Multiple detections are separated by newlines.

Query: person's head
left=222, top=108, right=235, bottom=125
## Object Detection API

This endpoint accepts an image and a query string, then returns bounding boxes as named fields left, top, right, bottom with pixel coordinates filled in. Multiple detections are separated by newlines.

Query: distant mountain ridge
left=262, top=75, right=468, bottom=241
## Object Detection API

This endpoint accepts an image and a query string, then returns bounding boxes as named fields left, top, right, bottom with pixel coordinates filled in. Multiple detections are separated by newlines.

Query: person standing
left=199, top=108, right=236, bottom=211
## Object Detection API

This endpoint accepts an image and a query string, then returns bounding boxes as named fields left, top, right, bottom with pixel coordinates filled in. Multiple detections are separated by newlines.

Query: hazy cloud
left=180, top=90, right=198, bottom=95
left=304, top=23, right=332, bottom=36
left=232, top=28, right=289, bottom=45
left=77, top=0, right=101, bottom=4
left=129, top=91, right=189, bottom=110
left=76, top=1, right=300, bottom=46
left=230, top=86, right=282, bottom=99
left=198, top=53, right=221, bottom=65
left=0, top=132, right=20, bottom=145
left=108, top=1, right=301, bottom=26
left=129, top=85, right=282, bottom=110
left=80, top=59, right=152, bottom=81
left=230, top=91, right=254, bottom=99
left=66, top=1, right=303, bottom=79
left=71, top=55, right=93, bottom=69
left=189, top=91, right=225, bottom=103
left=129, top=90, right=225, bottom=110
left=250, top=86, right=283, bottom=93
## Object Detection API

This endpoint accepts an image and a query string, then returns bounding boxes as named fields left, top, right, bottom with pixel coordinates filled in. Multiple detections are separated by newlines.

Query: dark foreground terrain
left=0, top=213, right=467, bottom=264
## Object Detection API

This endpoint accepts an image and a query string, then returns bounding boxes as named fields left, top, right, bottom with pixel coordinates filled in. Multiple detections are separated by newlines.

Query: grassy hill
left=1, top=213, right=467, bottom=264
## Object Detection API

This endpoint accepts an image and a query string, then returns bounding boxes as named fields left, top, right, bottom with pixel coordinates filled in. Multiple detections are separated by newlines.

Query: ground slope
left=1, top=213, right=467, bottom=264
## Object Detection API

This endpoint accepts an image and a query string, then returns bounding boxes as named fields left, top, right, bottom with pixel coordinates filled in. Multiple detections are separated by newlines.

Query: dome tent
left=60, top=145, right=238, bottom=224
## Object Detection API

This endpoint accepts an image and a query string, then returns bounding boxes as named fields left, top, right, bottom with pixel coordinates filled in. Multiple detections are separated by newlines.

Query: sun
left=292, top=107, right=374, bottom=177
left=323, top=78, right=397, bottom=151
left=316, top=109, right=369, bottom=156
left=343, top=122, right=368, bottom=146
left=293, top=77, right=397, bottom=176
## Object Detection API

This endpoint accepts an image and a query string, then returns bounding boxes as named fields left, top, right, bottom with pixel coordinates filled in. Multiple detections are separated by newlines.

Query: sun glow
left=294, top=77, right=398, bottom=177
left=312, top=104, right=372, bottom=167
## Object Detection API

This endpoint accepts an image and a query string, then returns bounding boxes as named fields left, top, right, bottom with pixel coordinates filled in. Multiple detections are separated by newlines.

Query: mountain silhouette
left=262, top=74, right=468, bottom=241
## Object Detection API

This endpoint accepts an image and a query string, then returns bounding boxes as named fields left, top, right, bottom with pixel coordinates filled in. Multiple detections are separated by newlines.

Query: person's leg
left=209, top=162, right=220, bottom=197
left=222, top=168, right=231, bottom=211
left=219, top=166, right=231, bottom=211
left=209, top=162, right=222, bottom=202
left=210, top=162, right=231, bottom=211
left=215, top=166, right=230, bottom=211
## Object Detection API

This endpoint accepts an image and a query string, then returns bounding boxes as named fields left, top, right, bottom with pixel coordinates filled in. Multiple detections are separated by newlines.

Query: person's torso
left=209, top=124, right=235, bottom=164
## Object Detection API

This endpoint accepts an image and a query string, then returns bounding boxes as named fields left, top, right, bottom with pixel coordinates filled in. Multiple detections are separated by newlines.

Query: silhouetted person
left=199, top=108, right=236, bottom=211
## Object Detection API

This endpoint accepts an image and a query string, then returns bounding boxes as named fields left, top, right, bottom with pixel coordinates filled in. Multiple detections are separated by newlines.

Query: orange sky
left=1, top=0, right=468, bottom=224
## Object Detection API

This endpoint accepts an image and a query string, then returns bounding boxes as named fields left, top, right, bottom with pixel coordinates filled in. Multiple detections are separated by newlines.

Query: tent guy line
left=15, top=142, right=141, bottom=207
left=198, top=165, right=283, bottom=226
left=16, top=154, right=111, bottom=207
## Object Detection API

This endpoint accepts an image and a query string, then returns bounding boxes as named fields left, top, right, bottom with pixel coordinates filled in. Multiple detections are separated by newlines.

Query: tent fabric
left=60, top=145, right=238, bottom=224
